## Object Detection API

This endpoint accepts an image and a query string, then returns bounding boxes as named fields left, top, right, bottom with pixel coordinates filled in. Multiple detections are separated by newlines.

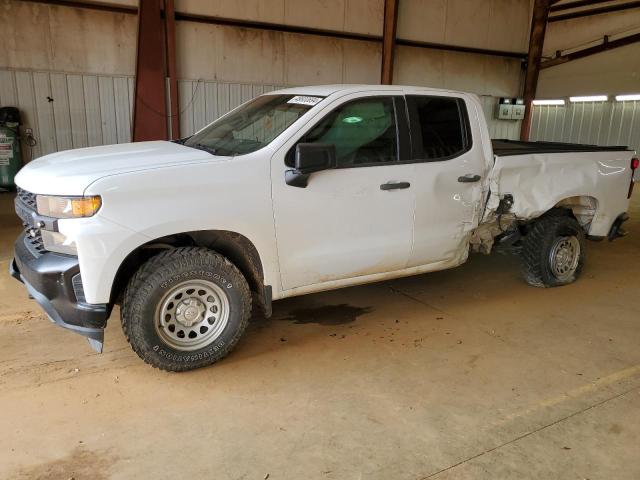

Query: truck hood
left=15, top=141, right=216, bottom=195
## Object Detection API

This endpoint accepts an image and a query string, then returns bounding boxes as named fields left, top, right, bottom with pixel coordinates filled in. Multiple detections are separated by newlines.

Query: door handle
left=458, top=174, right=481, bottom=183
left=380, top=181, right=410, bottom=190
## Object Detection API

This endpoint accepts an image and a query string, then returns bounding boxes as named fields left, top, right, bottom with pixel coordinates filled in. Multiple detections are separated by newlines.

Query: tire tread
left=121, top=247, right=251, bottom=372
left=520, top=214, right=584, bottom=288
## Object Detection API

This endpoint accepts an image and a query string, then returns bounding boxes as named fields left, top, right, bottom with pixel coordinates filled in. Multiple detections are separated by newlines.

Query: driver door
left=271, top=93, right=415, bottom=291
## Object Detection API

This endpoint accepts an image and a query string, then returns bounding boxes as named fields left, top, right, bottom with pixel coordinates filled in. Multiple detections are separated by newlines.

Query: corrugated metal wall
left=0, top=68, right=134, bottom=159
left=531, top=100, right=640, bottom=153
left=176, top=83, right=522, bottom=140
left=0, top=68, right=522, bottom=160
left=176, top=80, right=287, bottom=137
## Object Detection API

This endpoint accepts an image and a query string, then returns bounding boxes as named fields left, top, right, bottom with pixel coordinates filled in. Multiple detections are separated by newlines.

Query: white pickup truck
left=10, top=85, right=638, bottom=371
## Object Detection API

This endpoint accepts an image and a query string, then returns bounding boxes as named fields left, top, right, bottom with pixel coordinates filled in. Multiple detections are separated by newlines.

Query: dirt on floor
left=0, top=191, right=639, bottom=480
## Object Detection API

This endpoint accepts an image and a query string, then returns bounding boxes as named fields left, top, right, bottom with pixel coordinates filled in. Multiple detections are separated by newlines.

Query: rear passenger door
left=405, top=94, right=486, bottom=267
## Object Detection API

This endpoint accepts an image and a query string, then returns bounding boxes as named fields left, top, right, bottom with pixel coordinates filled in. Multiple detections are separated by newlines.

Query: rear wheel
left=520, top=214, right=585, bottom=287
left=121, top=247, right=251, bottom=371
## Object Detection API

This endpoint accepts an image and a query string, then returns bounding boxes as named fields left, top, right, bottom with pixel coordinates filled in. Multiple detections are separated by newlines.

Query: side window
left=407, top=96, right=470, bottom=161
left=287, top=97, right=398, bottom=168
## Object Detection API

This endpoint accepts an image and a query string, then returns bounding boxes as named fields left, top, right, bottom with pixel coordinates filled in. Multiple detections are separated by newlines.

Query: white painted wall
left=397, top=0, right=531, bottom=53
left=175, top=0, right=530, bottom=97
left=393, top=47, right=522, bottom=98
left=176, top=24, right=382, bottom=85
left=0, top=0, right=137, bottom=76
left=176, top=0, right=384, bottom=35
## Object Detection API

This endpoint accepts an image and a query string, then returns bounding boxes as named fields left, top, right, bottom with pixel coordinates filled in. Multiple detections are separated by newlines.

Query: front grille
left=24, top=228, right=46, bottom=256
left=16, top=188, right=46, bottom=257
left=17, top=187, right=37, bottom=210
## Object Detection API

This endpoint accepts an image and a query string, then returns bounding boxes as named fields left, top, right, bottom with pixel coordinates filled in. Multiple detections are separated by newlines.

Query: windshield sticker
left=287, top=95, right=323, bottom=106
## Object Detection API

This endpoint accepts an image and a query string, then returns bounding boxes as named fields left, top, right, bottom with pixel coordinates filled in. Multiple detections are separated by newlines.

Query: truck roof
left=269, top=84, right=470, bottom=97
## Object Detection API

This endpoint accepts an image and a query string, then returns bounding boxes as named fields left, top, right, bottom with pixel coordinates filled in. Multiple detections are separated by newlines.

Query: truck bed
left=492, top=139, right=631, bottom=157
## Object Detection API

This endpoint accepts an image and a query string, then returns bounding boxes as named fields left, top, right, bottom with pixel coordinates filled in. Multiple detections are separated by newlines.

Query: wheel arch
left=110, top=230, right=269, bottom=315
left=551, top=195, right=599, bottom=232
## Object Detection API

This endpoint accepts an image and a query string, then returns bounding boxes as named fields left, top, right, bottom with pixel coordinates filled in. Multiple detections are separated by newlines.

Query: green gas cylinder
left=0, top=107, right=22, bottom=191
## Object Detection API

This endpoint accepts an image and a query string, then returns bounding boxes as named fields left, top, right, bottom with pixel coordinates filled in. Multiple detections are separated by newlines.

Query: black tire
left=520, top=213, right=585, bottom=288
left=121, top=247, right=252, bottom=371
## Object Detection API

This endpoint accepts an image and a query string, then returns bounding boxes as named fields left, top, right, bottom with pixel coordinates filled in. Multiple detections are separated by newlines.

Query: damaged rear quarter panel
left=487, top=151, right=633, bottom=236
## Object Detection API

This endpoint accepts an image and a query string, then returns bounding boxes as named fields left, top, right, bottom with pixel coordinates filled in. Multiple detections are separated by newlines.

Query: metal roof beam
left=549, top=0, right=640, bottom=22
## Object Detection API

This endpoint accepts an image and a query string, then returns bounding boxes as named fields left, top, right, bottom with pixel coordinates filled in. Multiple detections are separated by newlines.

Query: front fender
left=58, top=215, right=152, bottom=304
left=82, top=157, right=280, bottom=300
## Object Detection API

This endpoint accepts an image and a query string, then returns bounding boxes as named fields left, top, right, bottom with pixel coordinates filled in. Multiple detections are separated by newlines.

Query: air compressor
left=0, top=106, right=22, bottom=191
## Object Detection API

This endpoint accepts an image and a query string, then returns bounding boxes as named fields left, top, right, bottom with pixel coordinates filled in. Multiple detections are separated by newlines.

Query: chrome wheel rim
left=549, top=236, right=580, bottom=281
left=155, top=280, right=230, bottom=351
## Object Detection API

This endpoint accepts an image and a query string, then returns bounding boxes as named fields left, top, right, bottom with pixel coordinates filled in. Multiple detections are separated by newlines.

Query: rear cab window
left=406, top=95, right=472, bottom=161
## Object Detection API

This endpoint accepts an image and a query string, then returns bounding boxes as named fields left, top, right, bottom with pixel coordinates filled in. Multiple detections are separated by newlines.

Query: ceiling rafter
left=548, top=0, right=640, bottom=22
left=540, top=31, right=640, bottom=68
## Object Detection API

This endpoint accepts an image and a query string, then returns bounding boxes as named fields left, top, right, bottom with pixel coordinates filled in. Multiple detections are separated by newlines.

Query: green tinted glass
left=304, top=97, right=397, bottom=167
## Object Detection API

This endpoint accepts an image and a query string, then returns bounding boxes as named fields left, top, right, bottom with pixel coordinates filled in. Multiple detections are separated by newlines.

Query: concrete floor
left=1, top=191, right=639, bottom=480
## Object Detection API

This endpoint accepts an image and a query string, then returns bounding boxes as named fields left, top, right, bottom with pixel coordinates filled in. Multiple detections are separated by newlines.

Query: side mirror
left=295, top=143, right=337, bottom=173
left=286, top=143, right=337, bottom=188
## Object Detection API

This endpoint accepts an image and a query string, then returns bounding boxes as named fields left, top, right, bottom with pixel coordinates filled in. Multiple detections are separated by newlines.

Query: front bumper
left=10, top=233, right=111, bottom=352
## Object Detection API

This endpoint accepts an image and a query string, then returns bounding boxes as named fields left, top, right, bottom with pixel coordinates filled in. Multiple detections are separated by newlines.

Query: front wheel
left=520, top=214, right=585, bottom=287
left=121, top=247, right=252, bottom=371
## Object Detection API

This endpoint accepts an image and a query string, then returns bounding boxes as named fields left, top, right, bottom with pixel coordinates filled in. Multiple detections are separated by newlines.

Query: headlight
left=41, top=230, right=77, bottom=256
left=36, top=195, right=102, bottom=218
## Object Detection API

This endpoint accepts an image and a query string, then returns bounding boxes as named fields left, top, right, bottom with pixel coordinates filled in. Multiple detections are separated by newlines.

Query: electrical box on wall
left=496, top=98, right=525, bottom=120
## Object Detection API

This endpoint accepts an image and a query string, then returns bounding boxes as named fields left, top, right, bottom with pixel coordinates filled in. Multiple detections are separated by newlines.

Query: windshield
left=184, top=94, right=324, bottom=156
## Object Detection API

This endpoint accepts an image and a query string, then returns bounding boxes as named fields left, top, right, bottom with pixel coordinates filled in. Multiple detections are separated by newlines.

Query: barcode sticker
left=287, top=95, right=323, bottom=106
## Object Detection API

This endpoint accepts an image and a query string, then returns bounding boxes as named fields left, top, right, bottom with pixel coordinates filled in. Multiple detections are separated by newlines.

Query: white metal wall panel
left=0, top=68, right=134, bottom=160
left=177, top=82, right=521, bottom=141
left=14, top=70, right=40, bottom=159
left=177, top=80, right=288, bottom=137
left=128, top=77, right=135, bottom=120
left=0, top=68, right=523, bottom=159
left=203, top=82, right=218, bottom=125
left=50, top=73, right=74, bottom=152
left=178, top=81, right=195, bottom=138
left=98, top=76, right=118, bottom=146
left=113, top=77, right=133, bottom=145
left=83, top=75, right=103, bottom=147
left=192, top=81, right=206, bottom=135
left=531, top=100, right=640, bottom=154
left=67, top=74, right=89, bottom=149
left=32, top=72, right=57, bottom=156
